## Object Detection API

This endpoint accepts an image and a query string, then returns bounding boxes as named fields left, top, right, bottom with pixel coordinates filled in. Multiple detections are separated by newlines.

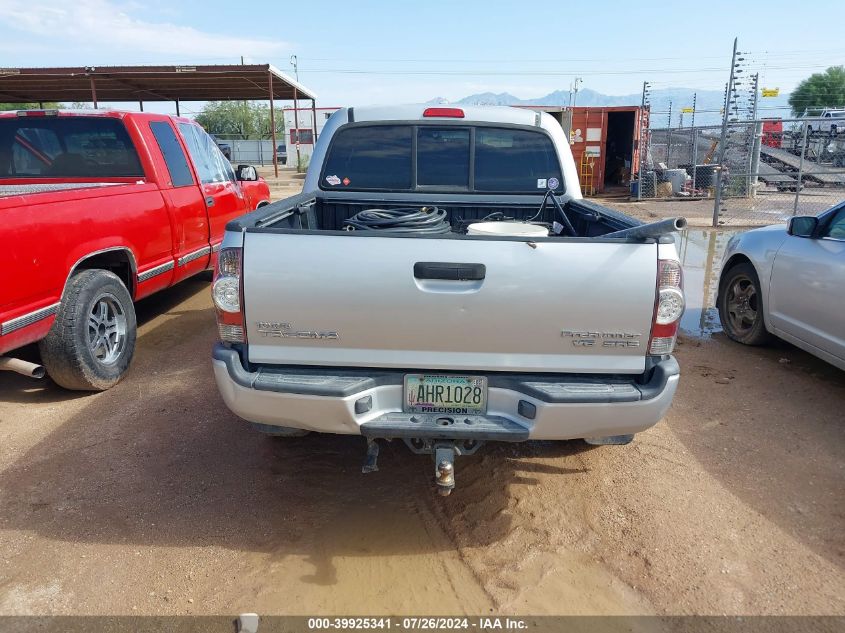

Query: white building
left=283, top=106, right=340, bottom=166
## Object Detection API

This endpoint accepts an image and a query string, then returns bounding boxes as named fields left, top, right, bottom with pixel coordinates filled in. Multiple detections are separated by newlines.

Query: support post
left=691, top=92, right=697, bottom=129
left=793, top=121, right=809, bottom=216
left=175, top=99, right=180, bottom=116
left=268, top=72, right=278, bottom=178
left=311, top=99, right=318, bottom=144
left=666, top=101, right=672, bottom=167
left=293, top=86, right=301, bottom=173
left=89, top=76, right=98, bottom=109
left=747, top=74, right=761, bottom=198
left=692, top=132, right=699, bottom=192
left=637, top=81, right=649, bottom=201
left=713, top=37, right=739, bottom=227
left=139, top=100, right=144, bottom=112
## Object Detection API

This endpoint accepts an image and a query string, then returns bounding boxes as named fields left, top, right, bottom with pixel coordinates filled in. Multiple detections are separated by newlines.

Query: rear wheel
left=39, top=269, right=136, bottom=391
left=718, top=263, right=771, bottom=345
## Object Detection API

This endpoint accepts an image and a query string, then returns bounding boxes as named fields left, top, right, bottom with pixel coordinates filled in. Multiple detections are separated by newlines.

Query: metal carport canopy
left=0, top=64, right=316, bottom=103
left=0, top=63, right=317, bottom=178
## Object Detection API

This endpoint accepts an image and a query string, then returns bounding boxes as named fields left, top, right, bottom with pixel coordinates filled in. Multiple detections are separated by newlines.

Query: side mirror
left=236, top=164, right=258, bottom=182
left=787, top=215, right=818, bottom=238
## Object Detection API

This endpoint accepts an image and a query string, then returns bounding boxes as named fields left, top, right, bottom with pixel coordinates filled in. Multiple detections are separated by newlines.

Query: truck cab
left=1, top=109, right=270, bottom=389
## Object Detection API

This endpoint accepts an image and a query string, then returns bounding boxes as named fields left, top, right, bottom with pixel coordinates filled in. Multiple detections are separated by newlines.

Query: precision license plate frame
left=403, top=374, right=488, bottom=415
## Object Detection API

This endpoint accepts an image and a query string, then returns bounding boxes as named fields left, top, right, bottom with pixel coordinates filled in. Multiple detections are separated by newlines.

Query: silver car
left=718, top=203, right=845, bottom=369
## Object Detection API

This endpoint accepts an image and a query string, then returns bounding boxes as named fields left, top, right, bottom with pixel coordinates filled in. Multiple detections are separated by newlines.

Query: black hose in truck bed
left=343, top=206, right=452, bottom=234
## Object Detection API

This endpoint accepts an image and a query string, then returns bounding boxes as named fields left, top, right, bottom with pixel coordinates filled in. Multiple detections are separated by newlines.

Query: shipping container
left=517, top=105, right=647, bottom=195
left=761, top=118, right=783, bottom=149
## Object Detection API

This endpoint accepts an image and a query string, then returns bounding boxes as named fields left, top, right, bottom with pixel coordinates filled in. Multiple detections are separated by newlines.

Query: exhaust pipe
left=0, top=357, right=46, bottom=379
left=605, top=217, right=687, bottom=240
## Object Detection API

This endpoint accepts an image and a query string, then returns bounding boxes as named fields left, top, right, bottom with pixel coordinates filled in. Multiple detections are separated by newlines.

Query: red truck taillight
left=212, top=247, right=246, bottom=343
left=423, top=107, right=465, bottom=118
left=648, top=259, right=684, bottom=355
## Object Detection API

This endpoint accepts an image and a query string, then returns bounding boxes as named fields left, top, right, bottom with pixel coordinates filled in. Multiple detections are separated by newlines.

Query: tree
left=195, top=101, right=284, bottom=140
left=789, top=66, right=845, bottom=115
left=0, top=102, right=61, bottom=111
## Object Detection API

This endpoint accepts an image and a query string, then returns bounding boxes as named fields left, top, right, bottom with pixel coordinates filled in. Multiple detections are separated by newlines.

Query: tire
left=717, top=263, right=772, bottom=346
left=39, top=269, right=136, bottom=391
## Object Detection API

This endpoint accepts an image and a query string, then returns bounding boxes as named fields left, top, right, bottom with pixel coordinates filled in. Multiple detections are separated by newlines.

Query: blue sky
left=1, top=0, right=843, bottom=114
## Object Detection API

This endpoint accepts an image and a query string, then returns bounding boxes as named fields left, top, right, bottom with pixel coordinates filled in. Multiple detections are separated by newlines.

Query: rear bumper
left=212, top=344, right=680, bottom=441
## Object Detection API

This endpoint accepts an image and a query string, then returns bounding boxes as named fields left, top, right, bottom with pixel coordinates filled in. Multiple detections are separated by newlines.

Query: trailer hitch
left=362, top=435, right=484, bottom=496
left=434, top=445, right=456, bottom=496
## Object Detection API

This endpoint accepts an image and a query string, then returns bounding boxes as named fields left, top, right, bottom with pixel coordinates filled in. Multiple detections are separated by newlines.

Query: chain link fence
left=212, top=138, right=278, bottom=165
left=639, top=116, right=845, bottom=225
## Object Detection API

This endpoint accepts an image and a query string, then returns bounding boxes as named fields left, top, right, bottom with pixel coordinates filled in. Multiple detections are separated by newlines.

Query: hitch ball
left=436, top=459, right=455, bottom=496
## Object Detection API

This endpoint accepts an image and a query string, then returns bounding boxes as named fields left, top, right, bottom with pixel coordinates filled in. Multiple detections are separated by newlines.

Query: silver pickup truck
left=211, top=105, right=685, bottom=494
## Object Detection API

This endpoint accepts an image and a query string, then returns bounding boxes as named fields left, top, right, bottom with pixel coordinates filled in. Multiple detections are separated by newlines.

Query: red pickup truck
left=0, top=109, right=271, bottom=390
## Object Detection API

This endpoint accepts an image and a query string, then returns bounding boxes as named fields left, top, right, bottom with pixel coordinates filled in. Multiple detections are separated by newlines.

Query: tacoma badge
left=256, top=321, right=339, bottom=340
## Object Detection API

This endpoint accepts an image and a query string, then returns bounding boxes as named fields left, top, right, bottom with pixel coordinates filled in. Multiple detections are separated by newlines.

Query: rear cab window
left=320, top=123, right=562, bottom=193
left=0, top=116, right=143, bottom=179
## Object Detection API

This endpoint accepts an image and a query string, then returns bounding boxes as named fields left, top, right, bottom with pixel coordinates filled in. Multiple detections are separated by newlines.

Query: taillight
left=648, top=259, right=684, bottom=355
left=422, top=107, right=465, bottom=118
left=213, top=247, right=246, bottom=343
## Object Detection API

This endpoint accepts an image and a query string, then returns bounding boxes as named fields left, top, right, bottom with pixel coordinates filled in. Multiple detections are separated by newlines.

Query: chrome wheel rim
left=725, top=275, right=759, bottom=335
left=87, top=294, right=127, bottom=365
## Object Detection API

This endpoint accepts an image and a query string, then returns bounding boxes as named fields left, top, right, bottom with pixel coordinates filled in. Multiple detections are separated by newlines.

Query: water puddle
left=673, top=228, right=741, bottom=338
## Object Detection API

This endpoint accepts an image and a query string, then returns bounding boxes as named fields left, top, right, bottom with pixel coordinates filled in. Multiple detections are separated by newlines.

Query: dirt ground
left=1, top=168, right=843, bottom=616
left=1, top=271, right=843, bottom=616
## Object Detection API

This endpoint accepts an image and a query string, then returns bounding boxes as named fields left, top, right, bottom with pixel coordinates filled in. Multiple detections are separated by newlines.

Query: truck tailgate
left=242, top=232, right=657, bottom=374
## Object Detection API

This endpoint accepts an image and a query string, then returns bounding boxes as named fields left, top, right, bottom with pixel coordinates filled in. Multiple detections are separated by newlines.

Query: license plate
left=404, top=374, right=488, bottom=415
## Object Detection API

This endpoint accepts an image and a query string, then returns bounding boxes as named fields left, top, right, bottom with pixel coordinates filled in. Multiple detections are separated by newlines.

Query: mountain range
left=428, top=87, right=793, bottom=127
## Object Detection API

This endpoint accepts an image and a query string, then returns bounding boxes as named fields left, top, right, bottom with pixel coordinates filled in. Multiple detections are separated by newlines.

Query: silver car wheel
left=726, top=276, right=759, bottom=334
left=87, top=293, right=127, bottom=366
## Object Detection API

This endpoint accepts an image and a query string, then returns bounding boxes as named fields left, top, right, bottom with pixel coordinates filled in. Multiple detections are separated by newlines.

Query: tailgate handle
left=414, top=262, right=486, bottom=281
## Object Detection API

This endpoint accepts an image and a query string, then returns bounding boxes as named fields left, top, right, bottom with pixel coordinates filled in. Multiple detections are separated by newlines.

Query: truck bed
left=0, top=182, right=124, bottom=197
left=228, top=192, right=644, bottom=239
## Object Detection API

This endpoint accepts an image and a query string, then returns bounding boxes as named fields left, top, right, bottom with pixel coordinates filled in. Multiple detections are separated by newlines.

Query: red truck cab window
left=0, top=117, right=143, bottom=179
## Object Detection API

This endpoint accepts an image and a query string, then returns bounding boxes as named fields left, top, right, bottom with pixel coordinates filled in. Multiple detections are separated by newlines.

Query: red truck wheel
left=39, top=270, right=137, bottom=391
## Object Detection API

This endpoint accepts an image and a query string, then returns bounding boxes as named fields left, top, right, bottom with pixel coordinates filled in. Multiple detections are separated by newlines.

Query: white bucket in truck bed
left=466, top=221, right=548, bottom=237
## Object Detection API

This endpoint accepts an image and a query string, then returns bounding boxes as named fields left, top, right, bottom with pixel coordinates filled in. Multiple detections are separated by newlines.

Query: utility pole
left=290, top=55, right=301, bottom=171
left=571, top=77, right=583, bottom=108
left=290, top=55, right=299, bottom=82
left=713, top=37, right=739, bottom=227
